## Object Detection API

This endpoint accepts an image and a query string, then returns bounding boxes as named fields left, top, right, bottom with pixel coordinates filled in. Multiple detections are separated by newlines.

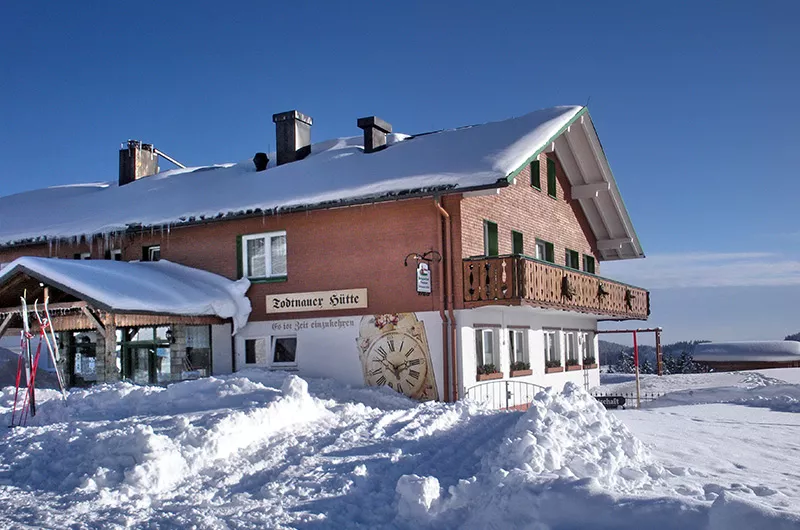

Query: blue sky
left=1, top=1, right=798, bottom=343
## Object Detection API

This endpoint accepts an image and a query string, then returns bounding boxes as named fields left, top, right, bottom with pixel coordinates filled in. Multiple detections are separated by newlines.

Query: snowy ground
left=0, top=369, right=799, bottom=529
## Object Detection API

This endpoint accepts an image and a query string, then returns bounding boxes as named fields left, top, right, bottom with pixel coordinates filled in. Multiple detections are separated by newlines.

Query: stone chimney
left=119, top=140, right=159, bottom=186
left=357, top=116, right=392, bottom=153
left=272, top=110, right=313, bottom=166
left=253, top=152, right=269, bottom=172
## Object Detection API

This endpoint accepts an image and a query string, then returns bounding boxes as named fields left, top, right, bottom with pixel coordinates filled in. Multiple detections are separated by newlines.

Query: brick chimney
left=119, top=140, right=159, bottom=186
left=357, top=116, right=392, bottom=153
left=272, top=110, right=313, bottom=166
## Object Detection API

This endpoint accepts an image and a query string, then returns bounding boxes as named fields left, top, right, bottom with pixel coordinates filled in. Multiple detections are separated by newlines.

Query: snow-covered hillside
left=1, top=369, right=799, bottom=529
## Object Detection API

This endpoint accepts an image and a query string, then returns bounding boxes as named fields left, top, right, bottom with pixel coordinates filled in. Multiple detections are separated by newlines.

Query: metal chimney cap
left=357, top=116, right=392, bottom=134
left=272, top=110, right=313, bottom=126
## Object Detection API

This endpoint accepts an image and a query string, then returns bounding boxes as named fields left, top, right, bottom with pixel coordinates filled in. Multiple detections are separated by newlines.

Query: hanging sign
left=416, top=262, right=431, bottom=295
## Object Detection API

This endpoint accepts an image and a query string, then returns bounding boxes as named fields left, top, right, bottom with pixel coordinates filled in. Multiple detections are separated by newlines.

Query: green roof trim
left=505, top=106, right=588, bottom=183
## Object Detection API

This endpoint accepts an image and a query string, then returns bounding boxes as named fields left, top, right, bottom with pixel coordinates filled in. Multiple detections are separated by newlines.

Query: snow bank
left=694, top=341, right=800, bottom=362
left=0, top=257, right=252, bottom=332
left=708, top=492, right=800, bottom=530
left=0, top=107, right=583, bottom=245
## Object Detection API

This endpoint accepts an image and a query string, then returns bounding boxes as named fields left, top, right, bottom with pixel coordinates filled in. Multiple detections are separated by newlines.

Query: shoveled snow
left=1, top=368, right=799, bottom=528
left=0, top=106, right=583, bottom=246
left=0, top=257, right=252, bottom=332
left=693, top=341, right=800, bottom=362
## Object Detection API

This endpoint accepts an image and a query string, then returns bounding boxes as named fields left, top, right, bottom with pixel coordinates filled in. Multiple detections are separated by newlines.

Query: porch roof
left=0, top=257, right=251, bottom=333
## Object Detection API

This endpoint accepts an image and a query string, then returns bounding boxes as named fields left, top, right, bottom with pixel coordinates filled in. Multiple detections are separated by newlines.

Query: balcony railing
left=463, top=255, right=649, bottom=320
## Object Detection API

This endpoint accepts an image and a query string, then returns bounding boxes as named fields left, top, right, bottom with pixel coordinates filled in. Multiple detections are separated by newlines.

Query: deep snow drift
left=1, top=370, right=799, bottom=529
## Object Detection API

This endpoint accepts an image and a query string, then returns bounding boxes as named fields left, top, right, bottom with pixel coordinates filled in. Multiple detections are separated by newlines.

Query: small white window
left=244, top=338, right=268, bottom=365
left=564, top=331, right=579, bottom=364
left=110, top=249, right=122, bottom=261
left=508, top=329, right=529, bottom=365
left=242, top=231, right=287, bottom=279
left=535, top=240, right=547, bottom=260
left=143, top=245, right=160, bottom=262
left=272, top=336, right=298, bottom=367
left=544, top=330, right=560, bottom=366
left=74, top=252, right=91, bottom=260
left=475, top=328, right=496, bottom=367
left=579, top=331, right=595, bottom=364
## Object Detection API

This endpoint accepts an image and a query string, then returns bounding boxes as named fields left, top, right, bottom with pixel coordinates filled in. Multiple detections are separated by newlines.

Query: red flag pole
left=633, top=330, right=641, bottom=408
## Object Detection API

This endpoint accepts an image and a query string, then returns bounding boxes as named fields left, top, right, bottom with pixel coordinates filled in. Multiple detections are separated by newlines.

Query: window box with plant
left=544, top=359, right=563, bottom=374
left=476, top=364, right=502, bottom=381
left=566, top=358, right=583, bottom=371
left=510, top=361, right=532, bottom=377
left=582, top=355, right=597, bottom=369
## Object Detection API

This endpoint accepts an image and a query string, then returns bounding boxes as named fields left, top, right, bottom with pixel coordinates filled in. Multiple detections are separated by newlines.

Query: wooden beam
left=571, top=182, right=610, bottom=200
left=597, top=328, right=662, bottom=334
left=0, top=300, right=88, bottom=315
left=0, top=313, right=12, bottom=339
left=597, top=238, right=633, bottom=251
left=80, top=306, right=106, bottom=338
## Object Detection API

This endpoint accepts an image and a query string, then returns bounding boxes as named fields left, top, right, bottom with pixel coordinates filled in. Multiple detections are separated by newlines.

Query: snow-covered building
left=694, top=341, right=800, bottom=371
left=0, top=105, right=648, bottom=400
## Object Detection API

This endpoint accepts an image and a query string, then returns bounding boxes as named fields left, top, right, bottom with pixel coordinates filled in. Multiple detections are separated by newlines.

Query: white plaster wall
left=233, top=312, right=446, bottom=399
left=456, top=307, right=600, bottom=402
left=211, top=324, right=233, bottom=375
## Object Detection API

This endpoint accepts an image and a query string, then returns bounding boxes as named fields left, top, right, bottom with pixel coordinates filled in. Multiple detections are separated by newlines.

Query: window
left=73, top=252, right=91, bottom=260
left=241, top=231, right=287, bottom=279
left=475, top=328, right=496, bottom=367
left=245, top=338, right=267, bottom=365
left=483, top=221, right=498, bottom=256
left=512, top=231, right=524, bottom=255
left=143, top=245, right=160, bottom=262
left=535, top=239, right=554, bottom=263
left=564, top=331, right=579, bottom=363
left=508, top=329, right=529, bottom=365
left=272, top=336, right=298, bottom=366
left=547, top=158, right=557, bottom=197
left=185, top=325, right=212, bottom=378
left=105, top=249, right=123, bottom=261
left=583, top=255, right=596, bottom=274
left=530, top=160, right=541, bottom=189
left=578, top=331, right=594, bottom=363
left=544, top=330, right=560, bottom=365
left=565, top=249, right=579, bottom=269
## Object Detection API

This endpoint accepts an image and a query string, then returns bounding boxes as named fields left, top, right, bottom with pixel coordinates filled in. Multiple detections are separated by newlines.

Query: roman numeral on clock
left=387, top=338, right=395, bottom=352
left=376, top=375, right=387, bottom=386
left=369, top=368, right=383, bottom=376
left=376, top=347, right=388, bottom=360
left=404, top=347, right=415, bottom=358
left=409, top=370, right=420, bottom=379
left=408, top=358, right=421, bottom=366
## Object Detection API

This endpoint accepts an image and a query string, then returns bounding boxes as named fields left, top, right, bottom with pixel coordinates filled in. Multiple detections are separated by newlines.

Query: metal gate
left=464, top=379, right=547, bottom=411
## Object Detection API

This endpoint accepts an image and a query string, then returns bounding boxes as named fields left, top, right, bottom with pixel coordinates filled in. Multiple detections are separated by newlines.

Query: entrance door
left=123, top=346, right=155, bottom=384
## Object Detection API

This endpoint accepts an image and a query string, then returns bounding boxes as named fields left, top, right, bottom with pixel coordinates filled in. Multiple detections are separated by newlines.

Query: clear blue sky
left=2, top=1, right=799, bottom=342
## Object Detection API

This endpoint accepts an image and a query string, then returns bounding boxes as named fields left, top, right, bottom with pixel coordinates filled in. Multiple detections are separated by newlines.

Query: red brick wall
left=460, top=152, right=600, bottom=272
left=0, top=199, right=451, bottom=321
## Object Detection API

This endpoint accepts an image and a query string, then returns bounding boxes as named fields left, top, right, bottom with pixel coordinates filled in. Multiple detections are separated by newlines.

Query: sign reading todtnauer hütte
left=266, top=288, right=368, bottom=314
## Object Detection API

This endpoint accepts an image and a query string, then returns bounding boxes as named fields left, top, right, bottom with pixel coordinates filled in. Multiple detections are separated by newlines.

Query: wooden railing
left=462, top=255, right=649, bottom=320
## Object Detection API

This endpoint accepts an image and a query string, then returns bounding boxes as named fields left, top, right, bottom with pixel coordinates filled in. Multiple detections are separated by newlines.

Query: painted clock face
left=364, top=331, right=428, bottom=398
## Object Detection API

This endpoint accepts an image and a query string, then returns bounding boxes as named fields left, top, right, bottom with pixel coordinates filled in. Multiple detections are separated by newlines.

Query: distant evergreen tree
left=640, top=359, right=654, bottom=374
left=785, top=332, right=800, bottom=342
left=614, top=350, right=636, bottom=373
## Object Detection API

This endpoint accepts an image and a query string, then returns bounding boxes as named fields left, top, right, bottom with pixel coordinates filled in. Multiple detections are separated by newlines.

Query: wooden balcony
left=463, top=255, right=649, bottom=320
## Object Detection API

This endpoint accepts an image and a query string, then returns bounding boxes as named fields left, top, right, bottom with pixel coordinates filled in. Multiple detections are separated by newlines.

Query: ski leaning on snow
left=35, top=299, right=67, bottom=401
left=10, top=296, right=39, bottom=426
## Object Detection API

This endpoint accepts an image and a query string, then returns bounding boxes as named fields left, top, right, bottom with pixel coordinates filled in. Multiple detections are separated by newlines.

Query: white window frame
left=244, top=337, right=268, bottom=365
left=508, top=329, right=529, bottom=365
left=544, top=330, right=560, bottom=365
left=579, top=331, right=595, bottom=362
left=242, top=231, right=287, bottom=279
left=110, top=249, right=122, bottom=261
left=565, top=249, right=579, bottom=269
left=475, top=328, right=497, bottom=367
left=76, top=252, right=91, bottom=260
left=564, top=331, right=579, bottom=362
left=271, top=335, right=298, bottom=368
left=535, top=240, right=547, bottom=261
left=146, top=245, right=161, bottom=262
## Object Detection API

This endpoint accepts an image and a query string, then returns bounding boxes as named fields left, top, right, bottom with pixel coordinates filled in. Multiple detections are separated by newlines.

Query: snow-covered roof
left=0, top=106, right=643, bottom=259
left=0, top=257, right=251, bottom=333
left=694, top=341, right=800, bottom=362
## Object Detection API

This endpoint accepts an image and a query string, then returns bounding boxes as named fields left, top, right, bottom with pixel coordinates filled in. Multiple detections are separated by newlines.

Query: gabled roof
left=0, top=106, right=643, bottom=260
left=0, top=258, right=252, bottom=332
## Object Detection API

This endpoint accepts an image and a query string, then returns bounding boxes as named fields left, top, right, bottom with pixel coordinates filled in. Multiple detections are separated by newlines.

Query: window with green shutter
left=484, top=221, right=498, bottom=256
left=545, top=242, right=554, bottom=263
left=565, top=249, right=579, bottom=269
left=530, top=160, right=541, bottom=189
left=512, top=231, right=523, bottom=255
left=547, top=158, right=557, bottom=198
left=536, top=239, right=555, bottom=263
left=583, top=255, right=596, bottom=274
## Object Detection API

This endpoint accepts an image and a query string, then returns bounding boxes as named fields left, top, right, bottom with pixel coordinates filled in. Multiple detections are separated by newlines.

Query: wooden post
left=655, top=328, right=663, bottom=376
left=633, top=330, right=641, bottom=408
left=102, top=313, right=119, bottom=382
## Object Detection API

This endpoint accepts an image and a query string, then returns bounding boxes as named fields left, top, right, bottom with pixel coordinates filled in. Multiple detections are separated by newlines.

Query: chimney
left=119, top=140, right=159, bottom=186
left=357, top=116, right=392, bottom=153
left=253, top=152, right=269, bottom=171
left=272, top=110, right=313, bottom=166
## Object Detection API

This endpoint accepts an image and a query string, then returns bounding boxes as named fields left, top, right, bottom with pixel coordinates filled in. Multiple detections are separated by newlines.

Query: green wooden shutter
left=512, top=231, right=523, bottom=255
left=530, top=160, right=540, bottom=189
left=584, top=255, right=596, bottom=274
left=236, top=235, right=244, bottom=278
left=547, top=158, right=557, bottom=197
left=484, top=221, right=498, bottom=256
left=545, top=242, right=554, bottom=263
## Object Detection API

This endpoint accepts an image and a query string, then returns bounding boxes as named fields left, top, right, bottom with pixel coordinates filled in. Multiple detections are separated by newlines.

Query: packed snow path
left=1, top=370, right=799, bottom=529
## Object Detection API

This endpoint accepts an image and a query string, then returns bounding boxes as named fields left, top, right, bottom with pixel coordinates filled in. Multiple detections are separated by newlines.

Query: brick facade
left=460, top=152, right=600, bottom=273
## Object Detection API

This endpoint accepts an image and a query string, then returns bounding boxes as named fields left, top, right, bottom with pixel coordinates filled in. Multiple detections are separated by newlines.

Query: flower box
left=566, top=364, right=583, bottom=372
left=545, top=366, right=564, bottom=374
left=477, top=372, right=503, bottom=382
left=583, top=363, right=598, bottom=370
left=510, top=369, right=533, bottom=378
